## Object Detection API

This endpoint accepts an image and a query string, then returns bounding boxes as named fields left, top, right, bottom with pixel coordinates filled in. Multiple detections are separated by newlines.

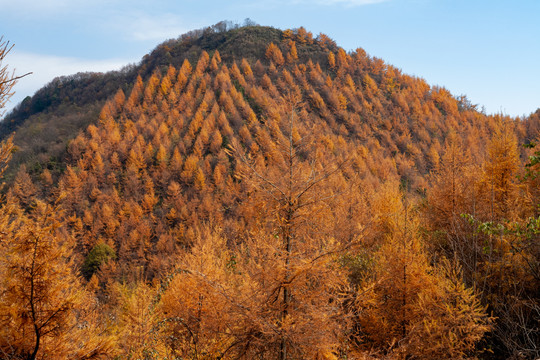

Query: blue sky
left=1, top=0, right=539, bottom=117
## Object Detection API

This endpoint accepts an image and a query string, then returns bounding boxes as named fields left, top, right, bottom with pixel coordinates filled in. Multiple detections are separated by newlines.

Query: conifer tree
left=425, top=132, right=479, bottom=282
left=355, top=182, right=491, bottom=359
left=265, top=43, right=285, bottom=66
left=0, top=196, right=114, bottom=359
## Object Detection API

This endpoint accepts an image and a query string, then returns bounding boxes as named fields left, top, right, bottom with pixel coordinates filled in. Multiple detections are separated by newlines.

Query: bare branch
left=0, top=72, right=32, bottom=87
left=0, top=36, right=32, bottom=114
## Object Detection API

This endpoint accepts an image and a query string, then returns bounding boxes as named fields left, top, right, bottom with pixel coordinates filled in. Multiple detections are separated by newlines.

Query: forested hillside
left=0, top=24, right=539, bottom=359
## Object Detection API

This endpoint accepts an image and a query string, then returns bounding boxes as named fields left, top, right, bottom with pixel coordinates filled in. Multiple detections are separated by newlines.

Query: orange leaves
left=14, top=28, right=537, bottom=358
left=160, top=75, right=172, bottom=96
left=328, top=51, right=336, bottom=69
left=282, top=28, right=294, bottom=39
left=194, top=167, right=206, bottom=190
left=195, top=50, right=210, bottom=74
left=355, top=184, right=491, bottom=358
left=406, top=262, right=493, bottom=359
left=295, top=26, right=313, bottom=44
left=362, top=74, right=378, bottom=94
left=209, top=50, right=221, bottom=71
left=286, top=40, right=298, bottom=63
left=159, top=229, right=238, bottom=358
left=114, top=281, right=164, bottom=357
left=265, top=42, right=284, bottom=66
left=160, top=224, right=348, bottom=359
left=240, top=58, right=253, bottom=77
left=309, top=90, right=327, bottom=112
left=180, top=154, right=200, bottom=186
left=478, top=120, right=522, bottom=220
left=0, top=196, right=113, bottom=359
left=431, top=86, right=458, bottom=116
left=126, top=147, right=146, bottom=173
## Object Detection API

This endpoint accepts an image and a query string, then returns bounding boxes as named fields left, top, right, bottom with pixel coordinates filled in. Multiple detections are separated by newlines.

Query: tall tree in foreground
left=0, top=195, right=114, bottom=359
left=0, top=39, right=116, bottom=359
left=424, top=132, right=480, bottom=285
left=354, top=182, right=492, bottom=359
left=469, top=126, right=540, bottom=359
left=476, top=120, right=522, bottom=222
left=113, top=281, right=163, bottom=359
left=159, top=98, right=356, bottom=359
left=231, top=97, right=355, bottom=359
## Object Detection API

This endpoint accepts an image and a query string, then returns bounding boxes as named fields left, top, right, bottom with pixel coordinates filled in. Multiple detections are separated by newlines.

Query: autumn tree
left=160, top=216, right=349, bottom=359
left=467, top=124, right=540, bottom=358
left=425, top=132, right=480, bottom=284
left=0, top=196, right=114, bottom=359
left=353, top=181, right=491, bottom=359
left=114, top=281, right=164, bottom=358
left=477, top=120, right=522, bottom=221
left=0, top=135, right=13, bottom=180
left=160, top=98, right=356, bottom=359
left=230, top=97, right=355, bottom=359
left=265, top=43, right=285, bottom=66
left=0, top=40, right=114, bottom=359
left=523, top=139, right=540, bottom=211
left=286, top=40, right=298, bottom=63
left=159, top=228, right=242, bottom=359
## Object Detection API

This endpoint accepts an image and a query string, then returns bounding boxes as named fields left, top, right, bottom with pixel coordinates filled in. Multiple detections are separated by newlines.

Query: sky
left=1, top=0, right=539, bottom=117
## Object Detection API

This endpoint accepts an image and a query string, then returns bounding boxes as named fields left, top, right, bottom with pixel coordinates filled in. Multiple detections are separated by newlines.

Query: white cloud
left=2, top=51, right=131, bottom=114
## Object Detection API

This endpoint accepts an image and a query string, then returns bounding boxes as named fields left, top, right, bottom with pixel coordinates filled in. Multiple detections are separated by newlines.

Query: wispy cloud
left=242, top=0, right=388, bottom=10
left=294, top=0, right=388, bottom=6
left=3, top=51, right=130, bottom=113
left=1, top=0, right=192, bottom=41
left=0, top=0, right=112, bottom=16
left=109, top=12, right=193, bottom=42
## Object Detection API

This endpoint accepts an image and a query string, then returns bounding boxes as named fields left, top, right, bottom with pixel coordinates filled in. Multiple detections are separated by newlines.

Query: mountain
left=0, top=23, right=538, bottom=359
left=2, top=24, right=537, bottom=181
left=0, top=24, right=338, bottom=179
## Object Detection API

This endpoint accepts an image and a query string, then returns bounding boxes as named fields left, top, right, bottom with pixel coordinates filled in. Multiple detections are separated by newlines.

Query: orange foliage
left=4, top=28, right=537, bottom=359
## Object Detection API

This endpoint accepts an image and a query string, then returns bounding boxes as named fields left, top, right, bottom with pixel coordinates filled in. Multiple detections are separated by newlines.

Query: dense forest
left=0, top=24, right=539, bottom=359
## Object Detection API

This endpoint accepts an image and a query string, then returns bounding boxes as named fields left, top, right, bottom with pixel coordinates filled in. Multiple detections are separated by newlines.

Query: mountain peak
left=139, top=24, right=340, bottom=77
